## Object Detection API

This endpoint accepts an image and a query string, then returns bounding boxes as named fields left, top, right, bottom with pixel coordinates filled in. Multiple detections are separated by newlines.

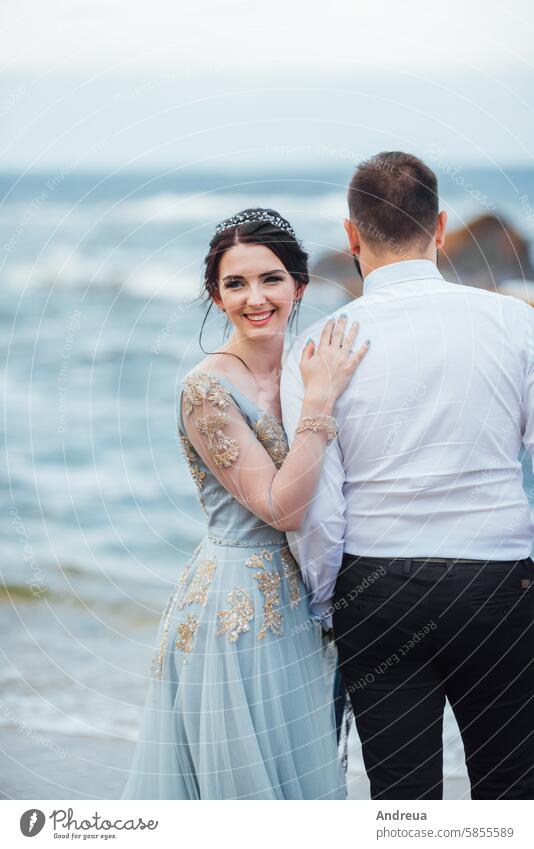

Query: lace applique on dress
left=182, top=372, right=231, bottom=415
left=179, top=434, right=206, bottom=492
left=254, top=569, right=283, bottom=639
left=252, top=413, right=288, bottom=469
left=281, top=548, right=301, bottom=608
left=217, top=587, right=255, bottom=642
left=245, top=549, right=273, bottom=570
left=195, top=411, right=240, bottom=468
left=179, top=434, right=208, bottom=513
left=150, top=580, right=185, bottom=679
left=150, top=542, right=208, bottom=678
left=182, top=373, right=240, bottom=469
left=176, top=614, right=199, bottom=656
left=178, top=556, right=217, bottom=608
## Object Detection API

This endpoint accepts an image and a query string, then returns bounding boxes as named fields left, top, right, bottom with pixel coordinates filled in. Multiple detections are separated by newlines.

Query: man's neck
left=360, top=249, right=438, bottom=280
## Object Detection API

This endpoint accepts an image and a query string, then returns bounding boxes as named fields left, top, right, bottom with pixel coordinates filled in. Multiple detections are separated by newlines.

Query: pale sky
left=1, top=0, right=533, bottom=170
left=1, top=0, right=533, bottom=74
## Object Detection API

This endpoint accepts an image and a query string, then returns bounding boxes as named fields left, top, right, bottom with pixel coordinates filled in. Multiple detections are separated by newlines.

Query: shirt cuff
left=310, top=600, right=334, bottom=631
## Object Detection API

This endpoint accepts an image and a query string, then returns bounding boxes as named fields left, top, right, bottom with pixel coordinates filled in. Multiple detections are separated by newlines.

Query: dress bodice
left=176, top=370, right=290, bottom=545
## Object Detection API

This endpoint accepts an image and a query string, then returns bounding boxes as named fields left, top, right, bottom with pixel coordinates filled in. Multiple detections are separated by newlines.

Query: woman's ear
left=211, top=289, right=223, bottom=310
left=294, top=281, right=306, bottom=302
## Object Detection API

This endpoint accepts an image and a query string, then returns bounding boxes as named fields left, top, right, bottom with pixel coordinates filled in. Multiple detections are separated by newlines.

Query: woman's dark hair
left=198, top=208, right=309, bottom=369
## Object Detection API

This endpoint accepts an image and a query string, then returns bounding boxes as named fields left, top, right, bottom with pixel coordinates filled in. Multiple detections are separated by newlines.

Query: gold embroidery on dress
left=177, top=565, right=191, bottom=596
left=254, top=569, right=283, bottom=639
left=150, top=582, right=183, bottom=680
left=181, top=372, right=239, bottom=468
left=195, top=411, right=240, bottom=468
left=253, top=413, right=288, bottom=469
left=281, top=548, right=301, bottom=608
left=179, top=434, right=206, bottom=492
left=245, top=549, right=274, bottom=570
left=178, top=556, right=217, bottom=608
left=179, top=434, right=208, bottom=513
left=176, top=614, right=199, bottom=654
left=150, top=544, right=207, bottom=678
left=217, top=587, right=254, bottom=642
left=182, top=372, right=231, bottom=415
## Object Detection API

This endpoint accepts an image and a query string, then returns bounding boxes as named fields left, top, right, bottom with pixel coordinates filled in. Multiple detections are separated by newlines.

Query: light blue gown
left=121, top=370, right=346, bottom=800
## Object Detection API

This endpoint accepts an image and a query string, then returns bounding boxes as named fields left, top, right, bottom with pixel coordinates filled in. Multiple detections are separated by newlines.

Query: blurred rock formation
left=310, top=214, right=534, bottom=305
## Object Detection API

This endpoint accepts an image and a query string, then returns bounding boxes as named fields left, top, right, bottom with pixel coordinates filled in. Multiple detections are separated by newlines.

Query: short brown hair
left=347, top=151, right=439, bottom=250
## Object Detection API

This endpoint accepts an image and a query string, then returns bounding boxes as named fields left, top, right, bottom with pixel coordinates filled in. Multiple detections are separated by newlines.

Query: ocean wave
left=113, top=189, right=345, bottom=224
left=2, top=250, right=202, bottom=301
left=0, top=683, right=141, bottom=738
left=1, top=188, right=347, bottom=231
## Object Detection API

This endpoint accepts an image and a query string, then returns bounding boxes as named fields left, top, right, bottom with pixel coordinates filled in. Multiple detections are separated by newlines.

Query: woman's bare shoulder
left=185, top=354, right=261, bottom=402
left=187, top=353, right=237, bottom=379
left=189, top=353, right=251, bottom=386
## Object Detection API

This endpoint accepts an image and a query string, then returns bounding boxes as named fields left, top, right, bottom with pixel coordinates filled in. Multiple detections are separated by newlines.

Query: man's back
left=335, top=260, right=533, bottom=559
left=281, top=259, right=534, bottom=614
left=325, top=152, right=534, bottom=801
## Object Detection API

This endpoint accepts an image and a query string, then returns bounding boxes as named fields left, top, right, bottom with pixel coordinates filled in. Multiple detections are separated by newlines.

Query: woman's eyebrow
left=221, top=269, right=286, bottom=282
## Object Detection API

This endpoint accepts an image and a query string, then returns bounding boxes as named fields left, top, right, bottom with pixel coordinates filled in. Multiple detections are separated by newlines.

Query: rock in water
left=438, top=214, right=534, bottom=290
left=310, top=214, right=534, bottom=301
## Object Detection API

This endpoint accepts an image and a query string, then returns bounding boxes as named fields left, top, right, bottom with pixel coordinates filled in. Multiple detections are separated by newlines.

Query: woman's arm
left=181, top=317, right=368, bottom=532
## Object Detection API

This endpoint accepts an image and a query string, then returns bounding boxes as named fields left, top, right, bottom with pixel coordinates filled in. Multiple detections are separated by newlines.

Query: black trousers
left=333, top=554, right=534, bottom=800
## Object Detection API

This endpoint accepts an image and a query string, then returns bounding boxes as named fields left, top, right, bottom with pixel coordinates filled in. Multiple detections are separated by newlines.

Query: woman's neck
left=221, top=332, right=285, bottom=381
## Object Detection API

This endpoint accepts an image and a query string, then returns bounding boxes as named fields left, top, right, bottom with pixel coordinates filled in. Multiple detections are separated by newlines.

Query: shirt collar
left=363, top=259, right=444, bottom=295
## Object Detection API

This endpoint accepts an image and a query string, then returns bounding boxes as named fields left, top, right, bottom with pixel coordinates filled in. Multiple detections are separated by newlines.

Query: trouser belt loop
left=403, top=558, right=412, bottom=576
left=446, top=558, right=455, bottom=576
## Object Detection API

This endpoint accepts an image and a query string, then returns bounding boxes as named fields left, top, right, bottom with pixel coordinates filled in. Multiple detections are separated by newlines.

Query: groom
left=280, top=151, right=534, bottom=800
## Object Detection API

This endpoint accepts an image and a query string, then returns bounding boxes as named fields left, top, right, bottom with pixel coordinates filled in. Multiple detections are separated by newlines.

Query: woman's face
left=213, top=242, right=303, bottom=341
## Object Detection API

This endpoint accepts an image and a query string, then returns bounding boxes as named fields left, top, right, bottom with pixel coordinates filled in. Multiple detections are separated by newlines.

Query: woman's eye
left=224, top=280, right=243, bottom=288
left=265, top=276, right=282, bottom=284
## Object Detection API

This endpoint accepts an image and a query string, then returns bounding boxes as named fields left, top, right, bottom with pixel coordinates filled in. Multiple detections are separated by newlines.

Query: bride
left=121, top=208, right=369, bottom=800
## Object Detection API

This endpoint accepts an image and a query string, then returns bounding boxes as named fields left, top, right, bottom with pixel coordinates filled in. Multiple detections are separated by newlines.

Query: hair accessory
left=295, top=415, right=338, bottom=445
left=214, top=210, right=296, bottom=238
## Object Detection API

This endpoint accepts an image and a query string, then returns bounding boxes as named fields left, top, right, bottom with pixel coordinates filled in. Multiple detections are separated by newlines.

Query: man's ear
left=344, top=218, right=361, bottom=256
left=435, top=210, right=447, bottom=251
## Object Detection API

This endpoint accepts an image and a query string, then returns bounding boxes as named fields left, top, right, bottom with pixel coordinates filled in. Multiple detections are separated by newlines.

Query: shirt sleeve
left=522, top=303, right=534, bottom=471
left=281, top=336, right=347, bottom=629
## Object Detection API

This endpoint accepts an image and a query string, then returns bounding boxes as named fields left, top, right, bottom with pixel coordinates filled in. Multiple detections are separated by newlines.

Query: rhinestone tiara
left=214, top=210, right=296, bottom=238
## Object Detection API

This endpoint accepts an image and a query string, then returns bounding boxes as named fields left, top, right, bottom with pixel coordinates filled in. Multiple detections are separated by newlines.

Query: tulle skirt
left=121, top=534, right=346, bottom=800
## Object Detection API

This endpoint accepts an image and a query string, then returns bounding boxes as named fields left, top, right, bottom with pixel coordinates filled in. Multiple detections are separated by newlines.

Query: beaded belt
left=206, top=528, right=286, bottom=548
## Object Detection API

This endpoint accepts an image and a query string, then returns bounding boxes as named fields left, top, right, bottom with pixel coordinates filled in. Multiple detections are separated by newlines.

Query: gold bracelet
left=295, top=415, right=338, bottom=445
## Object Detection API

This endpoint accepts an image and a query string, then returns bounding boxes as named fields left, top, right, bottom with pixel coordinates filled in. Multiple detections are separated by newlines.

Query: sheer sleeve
left=180, top=371, right=335, bottom=533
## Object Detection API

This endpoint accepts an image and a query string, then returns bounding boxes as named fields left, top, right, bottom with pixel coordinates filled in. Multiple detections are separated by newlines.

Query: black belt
left=342, top=554, right=520, bottom=568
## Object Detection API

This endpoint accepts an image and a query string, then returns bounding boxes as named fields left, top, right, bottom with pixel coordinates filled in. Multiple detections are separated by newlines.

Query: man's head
left=345, top=151, right=447, bottom=278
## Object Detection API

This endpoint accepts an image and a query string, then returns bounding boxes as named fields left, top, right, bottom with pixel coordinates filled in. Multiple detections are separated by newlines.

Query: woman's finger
left=330, top=314, right=348, bottom=348
left=300, top=337, right=315, bottom=365
left=318, top=317, right=335, bottom=349
left=346, top=340, right=370, bottom=369
left=342, top=320, right=360, bottom=351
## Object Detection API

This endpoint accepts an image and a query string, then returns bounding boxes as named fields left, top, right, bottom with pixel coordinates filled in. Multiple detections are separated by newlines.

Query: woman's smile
left=242, top=308, right=277, bottom=326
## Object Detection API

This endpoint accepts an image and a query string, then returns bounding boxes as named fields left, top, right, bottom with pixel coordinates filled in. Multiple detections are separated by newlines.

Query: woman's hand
left=300, top=315, right=369, bottom=407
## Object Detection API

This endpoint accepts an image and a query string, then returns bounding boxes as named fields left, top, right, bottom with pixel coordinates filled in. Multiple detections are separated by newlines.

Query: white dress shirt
left=281, top=259, right=534, bottom=626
